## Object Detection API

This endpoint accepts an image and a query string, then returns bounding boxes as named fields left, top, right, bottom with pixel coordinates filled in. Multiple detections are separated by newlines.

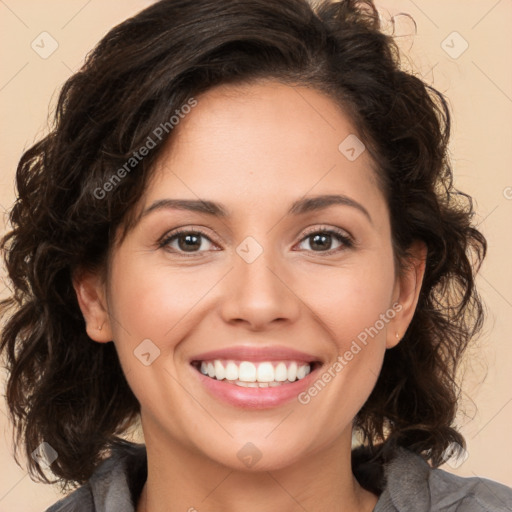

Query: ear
left=386, top=240, right=427, bottom=349
left=72, top=267, right=113, bottom=343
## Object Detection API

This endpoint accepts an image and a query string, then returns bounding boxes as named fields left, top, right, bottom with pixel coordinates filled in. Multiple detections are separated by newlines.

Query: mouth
left=190, top=359, right=323, bottom=388
left=188, top=345, right=324, bottom=408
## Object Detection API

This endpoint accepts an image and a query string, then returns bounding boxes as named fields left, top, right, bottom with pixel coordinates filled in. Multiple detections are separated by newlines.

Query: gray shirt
left=45, top=441, right=512, bottom=511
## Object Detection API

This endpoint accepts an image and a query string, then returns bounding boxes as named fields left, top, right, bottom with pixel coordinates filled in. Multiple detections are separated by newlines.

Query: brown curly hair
left=0, top=0, right=486, bottom=493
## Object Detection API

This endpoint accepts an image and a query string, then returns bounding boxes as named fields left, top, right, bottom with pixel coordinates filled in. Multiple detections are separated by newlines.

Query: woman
left=1, top=0, right=511, bottom=511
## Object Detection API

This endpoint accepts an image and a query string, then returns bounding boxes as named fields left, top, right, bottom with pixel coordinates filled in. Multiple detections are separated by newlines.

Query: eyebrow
left=140, top=194, right=372, bottom=224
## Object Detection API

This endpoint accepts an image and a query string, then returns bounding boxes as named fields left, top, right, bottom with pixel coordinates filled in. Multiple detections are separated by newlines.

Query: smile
left=190, top=358, right=323, bottom=409
left=192, top=359, right=316, bottom=387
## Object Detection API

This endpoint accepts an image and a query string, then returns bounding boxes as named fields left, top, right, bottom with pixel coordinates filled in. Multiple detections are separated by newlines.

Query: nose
left=219, top=241, right=301, bottom=331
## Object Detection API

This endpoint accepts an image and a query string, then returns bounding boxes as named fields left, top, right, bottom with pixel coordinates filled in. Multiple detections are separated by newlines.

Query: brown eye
left=296, top=228, right=353, bottom=255
left=159, top=228, right=216, bottom=255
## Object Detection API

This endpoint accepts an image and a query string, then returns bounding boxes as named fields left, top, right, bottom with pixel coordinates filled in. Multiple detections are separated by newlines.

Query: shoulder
left=377, top=446, right=512, bottom=512
left=43, top=441, right=147, bottom=512
left=44, top=484, right=94, bottom=512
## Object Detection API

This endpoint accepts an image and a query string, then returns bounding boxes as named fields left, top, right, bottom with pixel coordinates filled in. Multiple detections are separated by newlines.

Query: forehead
left=143, top=80, right=385, bottom=222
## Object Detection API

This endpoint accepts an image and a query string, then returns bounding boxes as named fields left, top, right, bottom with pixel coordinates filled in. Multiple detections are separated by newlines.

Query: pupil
left=311, top=233, right=330, bottom=251
left=179, top=234, right=200, bottom=251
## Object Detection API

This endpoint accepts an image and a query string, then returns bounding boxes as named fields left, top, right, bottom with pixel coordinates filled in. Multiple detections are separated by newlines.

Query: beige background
left=1, top=0, right=511, bottom=510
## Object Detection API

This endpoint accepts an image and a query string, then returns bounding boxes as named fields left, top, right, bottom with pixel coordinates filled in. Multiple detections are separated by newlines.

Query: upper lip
left=190, top=345, right=321, bottom=364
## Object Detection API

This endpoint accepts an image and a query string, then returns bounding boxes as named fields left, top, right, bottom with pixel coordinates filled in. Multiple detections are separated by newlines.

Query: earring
left=98, top=323, right=104, bottom=331
left=395, top=332, right=400, bottom=340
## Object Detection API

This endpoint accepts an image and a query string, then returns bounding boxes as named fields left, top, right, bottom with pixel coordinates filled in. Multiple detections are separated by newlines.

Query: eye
left=158, top=225, right=354, bottom=258
left=295, top=226, right=353, bottom=255
left=158, top=228, right=217, bottom=256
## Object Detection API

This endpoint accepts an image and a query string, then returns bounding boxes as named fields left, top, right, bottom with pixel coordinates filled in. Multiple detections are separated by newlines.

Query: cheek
left=296, top=254, right=396, bottom=348
left=295, top=259, right=396, bottom=419
left=105, top=254, right=212, bottom=417
left=105, top=250, right=213, bottom=369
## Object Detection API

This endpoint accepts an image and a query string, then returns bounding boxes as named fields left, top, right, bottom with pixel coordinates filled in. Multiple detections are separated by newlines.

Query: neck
left=136, top=422, right=379, bottom=512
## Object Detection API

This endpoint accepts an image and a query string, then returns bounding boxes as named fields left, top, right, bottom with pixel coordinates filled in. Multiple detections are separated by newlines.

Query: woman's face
left=76, top=80, right=424, bottom=471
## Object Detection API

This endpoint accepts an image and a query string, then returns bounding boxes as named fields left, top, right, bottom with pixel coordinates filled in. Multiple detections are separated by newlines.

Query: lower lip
left=191, top=363, right=321, bottom=409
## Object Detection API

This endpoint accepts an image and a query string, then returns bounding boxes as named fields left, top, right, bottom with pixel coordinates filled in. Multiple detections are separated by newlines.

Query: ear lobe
left=72, top=267, right=113, bottom=343
left=386, top=240, right=427, bottom=349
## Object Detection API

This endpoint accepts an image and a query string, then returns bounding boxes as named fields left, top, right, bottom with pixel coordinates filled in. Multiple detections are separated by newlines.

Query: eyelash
left=158, top=225, right=354, bottom=258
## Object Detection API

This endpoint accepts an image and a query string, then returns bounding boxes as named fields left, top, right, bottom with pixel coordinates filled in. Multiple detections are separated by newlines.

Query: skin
left=74, top=80, right=426, bottom=512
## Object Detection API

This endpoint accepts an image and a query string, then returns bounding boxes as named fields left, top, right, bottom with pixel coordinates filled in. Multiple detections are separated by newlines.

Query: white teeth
left=235, top=380, right=283, bottom=388
left=197, top=359, right=313, bottom=384
left=239, top=361, right=257, bottom=382
left=288, top=362, right=297, bottom=381
left=256, top=362, right=274, bottom=382
left=297, top=364, right=307, bottom=380
left=274, top=362, right=288, bottom=381
left=214, top=360, right=226, bottom=380
left=225, top=361, right=238, bottom=381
